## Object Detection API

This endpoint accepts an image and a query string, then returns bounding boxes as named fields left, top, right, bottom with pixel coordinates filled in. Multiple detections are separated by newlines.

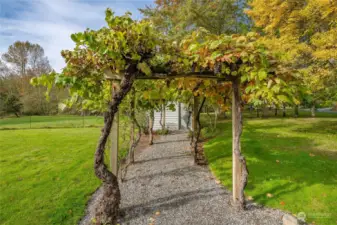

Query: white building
left=153, top=102, right=192, bottom=131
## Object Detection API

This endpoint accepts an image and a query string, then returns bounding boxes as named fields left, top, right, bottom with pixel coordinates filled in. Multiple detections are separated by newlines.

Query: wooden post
left=232, top=77, right=242, bottom=207
left=192, top=96, right=199, bottom=132
left=110, top=82, right=119, bottom=176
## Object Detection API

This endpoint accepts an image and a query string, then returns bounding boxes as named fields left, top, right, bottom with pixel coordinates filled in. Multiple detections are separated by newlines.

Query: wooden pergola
left=105, top=70, right=230, bottom=176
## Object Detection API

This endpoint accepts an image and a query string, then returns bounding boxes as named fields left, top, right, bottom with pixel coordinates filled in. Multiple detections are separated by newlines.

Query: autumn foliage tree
left=246, top=0, right=337, bottom=115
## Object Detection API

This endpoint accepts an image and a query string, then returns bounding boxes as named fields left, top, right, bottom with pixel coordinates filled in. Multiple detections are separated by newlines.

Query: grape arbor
left=32, top=9, right=296, bottom=225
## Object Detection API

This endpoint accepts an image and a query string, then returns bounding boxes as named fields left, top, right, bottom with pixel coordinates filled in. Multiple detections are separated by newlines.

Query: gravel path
left=118, top=132, right=285, bottom=225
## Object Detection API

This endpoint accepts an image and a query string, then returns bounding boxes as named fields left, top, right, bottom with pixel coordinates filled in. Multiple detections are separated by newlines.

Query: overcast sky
left=0, top=0, right=154, bottom=72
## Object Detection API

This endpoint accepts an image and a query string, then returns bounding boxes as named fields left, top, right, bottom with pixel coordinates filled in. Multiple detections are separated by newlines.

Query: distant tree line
left=0, top=41, right=69, bottom=117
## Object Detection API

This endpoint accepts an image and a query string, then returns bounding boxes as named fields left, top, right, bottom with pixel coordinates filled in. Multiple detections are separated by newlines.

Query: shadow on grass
left=204, top=120, right=337, bottom=224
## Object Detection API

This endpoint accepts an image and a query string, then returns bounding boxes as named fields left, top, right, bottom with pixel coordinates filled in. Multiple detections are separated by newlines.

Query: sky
left=0, top=0, right=155, bottom=72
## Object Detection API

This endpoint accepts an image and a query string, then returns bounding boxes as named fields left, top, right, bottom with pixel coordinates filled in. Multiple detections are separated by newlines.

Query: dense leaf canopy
left=32, top=8, right=297, bottom=111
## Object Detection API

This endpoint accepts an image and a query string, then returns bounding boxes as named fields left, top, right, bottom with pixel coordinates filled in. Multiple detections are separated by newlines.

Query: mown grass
left=204, top=117, right=337, bottom=225
left=0, top=116, right=131, bottom=225
left=0, top=115, right=103, bottom=129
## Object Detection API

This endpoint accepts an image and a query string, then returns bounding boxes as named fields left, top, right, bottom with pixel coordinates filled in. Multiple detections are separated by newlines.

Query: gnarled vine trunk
left=93, top=65, right=136, bottom=225
left=148, top=109, right=154, bottom=145
left=193, top=97, right=206, bottom=164
left=159, top=104, right=164, bottom=130
left=232, top=77, right=248, bottom=211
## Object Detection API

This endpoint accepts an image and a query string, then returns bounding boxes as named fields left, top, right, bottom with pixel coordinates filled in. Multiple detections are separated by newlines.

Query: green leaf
left=137, top=62, right=152, bottom=76
left=188, top=44, right=198, bottom=52
left=71, top=34, right=78, bottom=43
left=211, top=51, right=222, bottom=60
left=258, top=70, right=267, bottom=80
left=209, top=40, right=222, bottom=50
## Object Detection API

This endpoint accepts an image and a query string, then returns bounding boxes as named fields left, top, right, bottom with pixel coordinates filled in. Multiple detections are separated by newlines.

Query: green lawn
left=0, top=115, right=103, bottom=129
left=1, top=114, right=336, bottom=224
left=204, top=117, right=337, bottom=225
left=0, top=116, right=131, bottom=225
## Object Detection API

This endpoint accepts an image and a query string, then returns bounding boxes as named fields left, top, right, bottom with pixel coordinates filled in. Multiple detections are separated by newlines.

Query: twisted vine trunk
left=194, top=97, right=206, bottom=163
left=232, top=77, right=248, bottom=211
left=93, top=65, right=136, bottom=225
left=148, top=110, right=154, bottom=145
left=191, top=96, right=199, bottom=148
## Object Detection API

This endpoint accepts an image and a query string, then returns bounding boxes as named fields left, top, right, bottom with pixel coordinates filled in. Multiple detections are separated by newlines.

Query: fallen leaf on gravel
left=266, top=193, right=273, bottom=198
left=280, top=201, right=285, bottom=205
left=215, top=180, right=221, bottom=184
left=155, top=211, right=160, bottom=216
left=247, top=196, right=254, bottom=200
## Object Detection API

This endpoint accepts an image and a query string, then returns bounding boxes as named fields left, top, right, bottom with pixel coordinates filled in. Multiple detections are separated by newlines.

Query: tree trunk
left=262, top=106, right=268, bottom=118
left=256, top=108, right=259, bottom=117
left=294, top=105, right=299, bottom=118
left=194, top=97, right=206, bottom=163
left=191, top=96, right=199, bottom=147
left=148, top=110, right=154, bottom=145
left=311, top=104, right=316, bottom=117
left=232, top=77, right=248, bottom=211
left=93, top=65, right=136, bottom=225
left=282, top=105, right=286, bottom=117
left=249, top=104, right=253, bottom=114
left=274, top=108, right=278, bottom=116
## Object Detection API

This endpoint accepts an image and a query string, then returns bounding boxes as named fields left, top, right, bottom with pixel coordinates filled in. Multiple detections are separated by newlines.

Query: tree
left=1, top=41, right=60, bottom=115
left=0, top=92, right=23, bottom=117
left=141, top=0, right=250, bottom=38
left=246, top=0, right=337, bottom=116
left=2, top=41, right=51, bottom=76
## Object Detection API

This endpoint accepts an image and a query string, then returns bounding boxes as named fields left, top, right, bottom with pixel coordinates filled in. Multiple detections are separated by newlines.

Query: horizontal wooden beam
left=104, top=68, right=232, bottom=81
left=136, top=72, right=231, bottom=81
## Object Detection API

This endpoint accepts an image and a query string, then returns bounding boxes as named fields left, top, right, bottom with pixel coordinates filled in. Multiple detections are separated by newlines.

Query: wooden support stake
left=232, top=77, right=242, bottom=207
left=110, top=83, right=119, bottom=176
